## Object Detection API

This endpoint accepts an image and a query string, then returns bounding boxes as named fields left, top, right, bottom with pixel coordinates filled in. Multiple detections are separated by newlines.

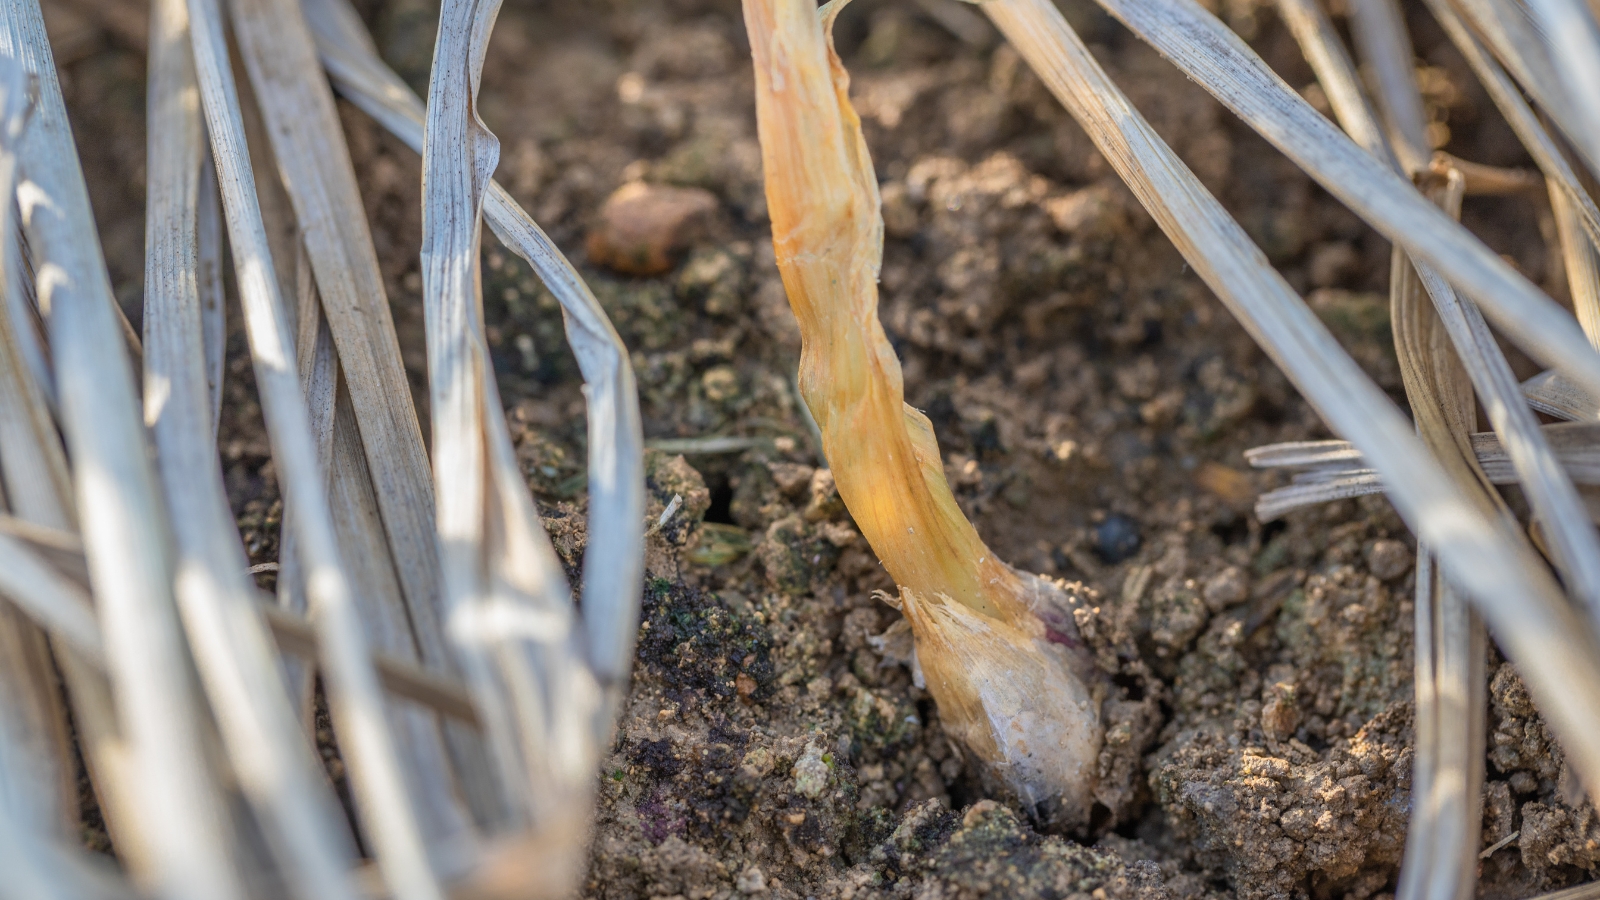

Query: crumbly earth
left=48, top=0, right=1600, bottom=896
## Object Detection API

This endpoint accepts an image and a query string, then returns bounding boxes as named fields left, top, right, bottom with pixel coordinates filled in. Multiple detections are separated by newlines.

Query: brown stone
left=586, top=181, right=718, bottom=275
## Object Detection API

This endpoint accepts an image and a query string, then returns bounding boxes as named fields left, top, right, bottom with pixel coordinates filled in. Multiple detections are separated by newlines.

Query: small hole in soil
left=704, top=474, right=735, bottom=525
left=1260, top=518, right=1289, bottom=545
left=1087, top=802, right=1114, bottom=834
left=1140, top=319, right=1163, bottom=346
left=1211, top=514, right=1250, bottom=545
left=1112, top=672, right=1146, bottom=702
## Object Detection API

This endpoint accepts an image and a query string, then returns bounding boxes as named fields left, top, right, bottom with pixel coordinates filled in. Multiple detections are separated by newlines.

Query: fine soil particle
left=48, top=0, right=1599, bottom=897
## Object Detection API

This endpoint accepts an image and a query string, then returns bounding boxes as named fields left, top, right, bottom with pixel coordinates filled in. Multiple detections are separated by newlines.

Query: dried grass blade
left=0, top=3, right=246, bottom=897
left=1421, top=0, right=1600, bottom=252
left=1403, top=555, right=1485, bottom=900
left=3, top=234, right=52, bottom=413
left=276, top=242, right=336, bottom=714
left=302, top=0, right=646, bottom=712
left=229, top=0, right=498, bottom=832
left=0, top=521, right=481, bottom=729
left=1205, top=0, right=1600, bottom=629
left=1242, top=440, right=1366, bottom=467
left=1345, top=0, right=1431, bottom=169
left=478, top=185, right=646, bottom=707
left=1517, top=0, right=1600, bottom=178
left=1254, top=476, right=1385, bottom=519
left=1522, top=370, right=1600, bottom=421
left=1452, top=0, right=1600, bottom=176
left=198, top=156, right=225, bottom=436
left=1253, top=424, right=1600, bottom=497
left=1385, top=167, right=1486, bottom=900
left=0, top=599, right=73, bottom=830
left=1421, top=316, right=1600, bottom=602
left=1473, top=424, right=1600, bottom=483
left=0, top=531, right=101, bottom=659
left=984, top=0, right=1600, bottom=807
left=1407, top=171, right=1600, bottom=630
left=1082, top=0, right=1600, bottom=404
left=1553, top=184, right=1600, bottom=347
left=144, top=1, right=364, bottom=897
left=0, top=270, right=66, bottom=524
left=1326, top=3, right=1600, bottom=625
left=325, top=380, right=484, bottom=847
left=0, top=55, right=76, bottom=832
left=1272, top=0, right=1394, bottom=162
left=421, top=0, right=604, bottom=873
left=182, top=0, right=445, bottom=895
left=229, top=0, right=445, bottom=660
left=259, top=604, right=482, bottom=726
left=0, top=725, right=137, bottom=900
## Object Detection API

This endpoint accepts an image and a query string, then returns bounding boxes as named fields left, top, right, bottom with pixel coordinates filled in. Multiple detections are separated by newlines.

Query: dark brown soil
left=46, top=0, right=1600, bottom=897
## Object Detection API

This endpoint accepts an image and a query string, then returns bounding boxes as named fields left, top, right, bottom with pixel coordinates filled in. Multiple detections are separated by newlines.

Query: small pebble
left=768, top=462, right=815, bottom=498
left=1202, top=566, right=1249, bottom=611
left=737, top=865, right=767, bottom=894
left=1094, top=514, right=1141, bottom=563
left=1364, top=539, right=1412, bottom=581
left=586, top=181, right=718, bottom=276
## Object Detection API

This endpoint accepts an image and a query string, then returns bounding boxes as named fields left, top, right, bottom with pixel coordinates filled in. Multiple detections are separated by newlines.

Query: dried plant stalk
left=983, top=0, right=1600, bottom=808
left=1345, top=0, right=1431, bottom=169
left=1421, top=0, right=1600, bottom=251
left=1341, top=0, right=1600, bottom=621
left=1274, top=0, right=1600, bottom=623
left=421, top=0, right=603, bottom=855
left=182, top=0, right=445, bottom=895
left=1083, top=0, right=1600, bottom=404
left=144, top=1, right=364, bottom=897
left=1554, top=185, right=1600, bottom=348
left=1524, top=370, right=1600, bottom=422
left=0, top=724, right=138, bottom=900
left=0, top=54, right=75, bottom=833
left=229, top=0, right=495, bottom=835
left=1272, top=0, right=1395, bottom=162
left=1526, top=0, right=1600, bottom=181
left=301, top=0, right=646, bottom=720
left=1385, top=169, right=1485, bottom=900
left=745, top=0, right=1102, bottom=824
left=229, top=0, right=444, bottom=662
left=1, top=2, right=245, bottom=896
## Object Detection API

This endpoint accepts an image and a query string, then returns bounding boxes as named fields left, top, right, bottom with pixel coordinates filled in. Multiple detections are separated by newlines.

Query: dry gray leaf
left=183, top=0, right=447, bottom=895
left=144, top=1, right=363, bottom=896
left=984, top=0, right=1600, bottom=810
left=302, top=0, right=646, bottom=723
left=1087, top=0, right=1600, bottom=401
left=2, top=3, right=244, bottom=896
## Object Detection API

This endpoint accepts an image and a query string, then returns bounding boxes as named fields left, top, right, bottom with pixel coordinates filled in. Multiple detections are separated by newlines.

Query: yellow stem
left=744, top=0, right=1029, bottom=624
